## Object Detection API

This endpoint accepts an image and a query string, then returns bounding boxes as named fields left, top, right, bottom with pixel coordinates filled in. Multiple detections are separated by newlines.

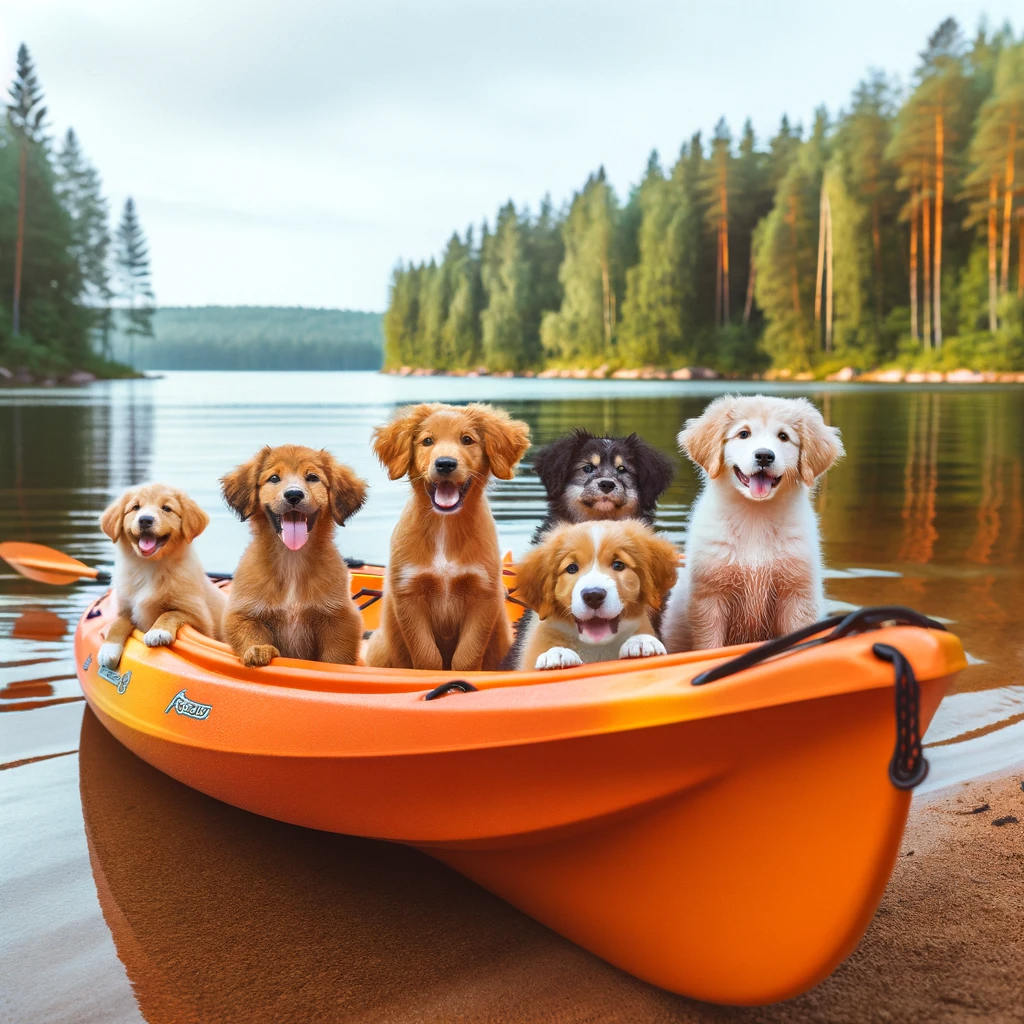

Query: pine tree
left=480, top=202, right=533, bottom=371
left=441, top=227, right=483, bottom=368
left=114, top=197, right=155, bottom=364
left=6, top=43, right=48, bottom=337
left=836, top=73, right=900, bottom=335
left=541, top=169, right=621, bottom=364
left=963, top=41, right=1024, bottom=330
left=56, top=129, right=113, bottom=355
left=618, top=151, right=695, bottom=365
left=701, top=119, right=734, bottom=327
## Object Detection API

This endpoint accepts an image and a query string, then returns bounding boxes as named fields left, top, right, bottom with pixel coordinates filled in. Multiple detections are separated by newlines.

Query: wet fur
left=98, top=484, right=226, bottom=669
left=531, top=430, right=674, bottom=541
left=510, top=520, right=678, bottom=670
left=222, top=445, right=368, bottom=668
left=662, top=395, right=843, bottom=652
left=365, top=403, right=530, bottom=672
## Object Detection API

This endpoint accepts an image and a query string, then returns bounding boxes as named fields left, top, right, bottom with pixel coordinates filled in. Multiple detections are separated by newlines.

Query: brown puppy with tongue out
left=221, top=445, right=368, bottom=668
left=366, top=403, right=531, bottom=671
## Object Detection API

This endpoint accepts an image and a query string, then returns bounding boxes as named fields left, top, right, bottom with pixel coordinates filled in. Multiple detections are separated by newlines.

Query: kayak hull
left=75, top=581, right=964, bottom=1005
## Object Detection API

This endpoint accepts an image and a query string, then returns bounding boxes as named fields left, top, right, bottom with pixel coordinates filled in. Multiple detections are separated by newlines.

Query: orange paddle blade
left=0, top=541, right=108, bottom=586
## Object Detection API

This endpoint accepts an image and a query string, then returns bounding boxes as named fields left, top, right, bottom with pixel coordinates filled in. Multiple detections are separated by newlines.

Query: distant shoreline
left=381, top=365, right=1024, bottom=385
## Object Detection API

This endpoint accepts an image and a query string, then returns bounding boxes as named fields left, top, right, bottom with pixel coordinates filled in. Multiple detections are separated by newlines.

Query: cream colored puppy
left=662, top=395, right=843, bottom=652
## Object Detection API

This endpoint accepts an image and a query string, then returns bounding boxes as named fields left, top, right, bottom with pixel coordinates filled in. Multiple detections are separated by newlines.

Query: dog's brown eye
left=611, top=560, right=626, bottom=571
left=162, top=505, right=172, bottom=513
left=306, top=474, right=320, bottom=483
left=461, top=435, right=474, bottom=446
left=131, top=504, right=140, bottom=511
left=778, top=431, right=789, bottom=443
left=565, top=563, right=579, bottom=575
left=738, top=429, right=750, bottom=440
left=422, top=438, right=434, bottom=447
left=267, top=474, right=280, bottom=484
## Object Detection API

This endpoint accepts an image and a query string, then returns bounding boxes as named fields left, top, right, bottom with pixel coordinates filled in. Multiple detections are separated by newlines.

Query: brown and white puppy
left=98, top=484, right=226, bottom=669
left=531, top=430, right=674, bottom=541
left=662, top=395, right=844, bottom=652
left=512, top=520, right=679, bottom=670
left=221, top=445, right=367, bottom=668
left=365, top=402, right=530, bottom=672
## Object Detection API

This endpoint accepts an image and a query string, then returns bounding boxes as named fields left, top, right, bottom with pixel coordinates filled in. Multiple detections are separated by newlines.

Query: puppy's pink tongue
left=580, top=619, right=614, bottom=643
left=281, top=515, right=308, bottom=551
left=138, top=536, right=158, bottom=555
left=434, top=481, right=460, bottom=509
left=749, top=472, right=774, bottom=499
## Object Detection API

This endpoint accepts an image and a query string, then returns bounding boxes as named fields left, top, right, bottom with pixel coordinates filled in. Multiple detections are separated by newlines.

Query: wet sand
left=67, top=710, right=1022, bottom=1024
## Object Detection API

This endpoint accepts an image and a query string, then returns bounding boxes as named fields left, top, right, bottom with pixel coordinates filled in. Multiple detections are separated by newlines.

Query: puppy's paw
left=242, top=644, right=280, bottom=668
left=98, top=642, right=124, bottom=670
left=619, top=634, right=667, bottom=660
left=143, top=627, right=175, bottom=648
left=535, top=646, right=584, bottom=671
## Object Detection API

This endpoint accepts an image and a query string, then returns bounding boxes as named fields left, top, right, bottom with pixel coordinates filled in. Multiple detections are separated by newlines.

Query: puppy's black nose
left=597, top=479, right=616, bottom=494
left=581, top=587, right=606, bottom=609
left=137, top=515, right=154, bottom=530
left=754, top=449, right=775, bottom=466
left=434, top=457, right=458, bottom=476
left=283, top=488, right=305, bottom=505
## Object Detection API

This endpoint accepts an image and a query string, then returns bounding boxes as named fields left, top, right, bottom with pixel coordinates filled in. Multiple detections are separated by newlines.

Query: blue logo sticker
left=164, top=689, right=212, bottom=720
left=83, top=654, right=92, bottom=671
left=98, top=665, right=131, bottom=694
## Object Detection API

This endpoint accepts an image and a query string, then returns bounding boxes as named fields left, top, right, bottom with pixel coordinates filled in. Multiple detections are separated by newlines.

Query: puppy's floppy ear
left=631, top=527, right=680, bottom=611
left=515, top=539, right=559, bottom=620
left=678, top=396, right=736, bottom=479
left=471, top=403, right=531, bottom=480
left=532, top=430, right=593, bottom=498
left=794, top=399, right=844, bottom=486
left=221, top=447, right=268, bottom=521
left=322, top=450, right=368, bottom=525
left=625, top=433, right=675, bottom=512
left=372, top=404, right=437, bottom=480
left=177, top=492, right=210, bottom=543
left=100, top=492, right=128, bottom=542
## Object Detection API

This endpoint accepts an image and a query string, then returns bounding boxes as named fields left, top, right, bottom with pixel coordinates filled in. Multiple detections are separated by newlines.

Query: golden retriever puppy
left=221, top=445, right=368, bottom=668
left=512, top=520, right=679, bottom=670
left=98, top=484, right=226, bottom=669
left=365, top=402, right=530, bottom=672
left=662, top=395, right=844, bottom=652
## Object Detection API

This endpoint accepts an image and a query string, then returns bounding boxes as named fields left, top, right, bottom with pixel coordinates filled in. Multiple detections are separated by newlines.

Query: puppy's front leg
left=451, top=597, right=499, bottom=673
left=689, top=594, right=731, bottom=651
left=316, top=608, right=363, bottom=666
left=143, top=610, right=191, bottom=648
left=775, top=585, right=821, bottom=637
left=99, top=614, right=134, bottom=669
left=395, top=596, right=444, bottom=671
left=226, top=610, right=280, bottom=668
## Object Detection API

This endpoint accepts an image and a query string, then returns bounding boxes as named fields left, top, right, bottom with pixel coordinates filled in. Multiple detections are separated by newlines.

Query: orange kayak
left=75, top=567, right=965, bottom=1005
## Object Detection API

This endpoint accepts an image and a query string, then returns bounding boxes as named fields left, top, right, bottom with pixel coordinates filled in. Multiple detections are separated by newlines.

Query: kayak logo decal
left=98, top=665, right=131, bottom=694
left=164, top=688, right=212, bottom=721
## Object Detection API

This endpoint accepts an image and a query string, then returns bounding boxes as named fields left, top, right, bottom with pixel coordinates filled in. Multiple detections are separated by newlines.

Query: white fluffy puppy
left=662, top=395, right=843, bottom=653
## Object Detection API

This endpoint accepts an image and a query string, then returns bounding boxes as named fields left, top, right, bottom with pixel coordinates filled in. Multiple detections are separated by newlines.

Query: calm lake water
left=2, top=371, right=1023, bottom=1023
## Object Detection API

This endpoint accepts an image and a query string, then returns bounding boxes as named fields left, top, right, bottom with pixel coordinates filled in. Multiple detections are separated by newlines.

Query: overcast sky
left=2, top=1, right=1021, bottom=311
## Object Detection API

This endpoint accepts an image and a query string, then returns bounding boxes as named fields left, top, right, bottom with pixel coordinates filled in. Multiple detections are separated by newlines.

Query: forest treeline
left=114, top=307, right=383, bottom=370
left=384, top=19, right=1024, bottom=375
left=1, top=44, right=153, bottom=378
